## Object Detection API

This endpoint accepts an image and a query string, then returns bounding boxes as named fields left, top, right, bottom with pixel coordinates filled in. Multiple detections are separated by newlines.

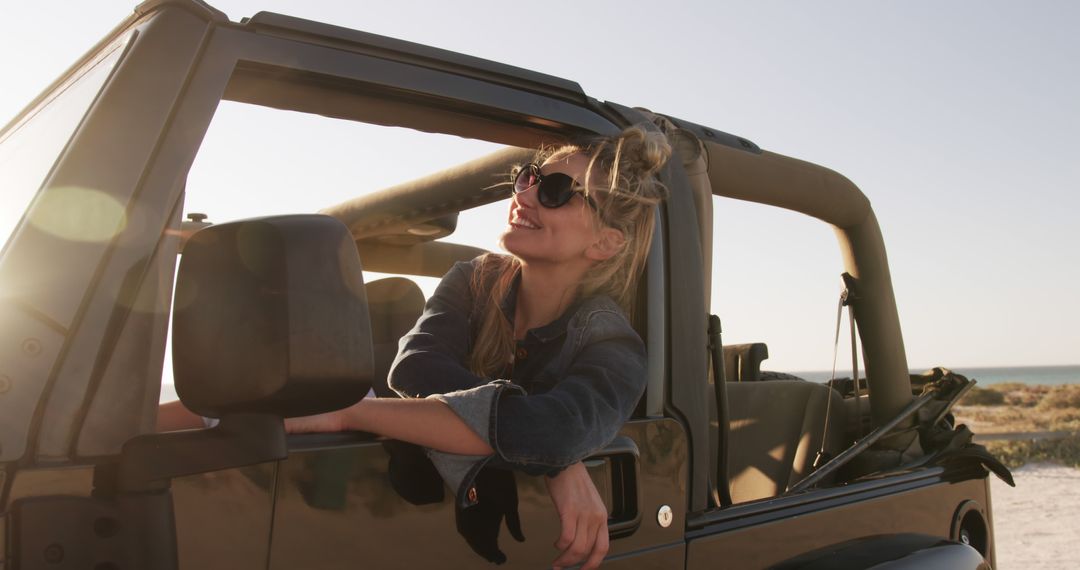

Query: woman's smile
left=509, top=206, right=542, bottom=230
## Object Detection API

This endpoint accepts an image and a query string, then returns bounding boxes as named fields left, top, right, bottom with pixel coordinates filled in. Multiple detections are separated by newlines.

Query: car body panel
left=172, top=464, right=276, bottom=570
left=687, top=475, right=993, bottom=567
left=267, top=419, right=688, bottom=568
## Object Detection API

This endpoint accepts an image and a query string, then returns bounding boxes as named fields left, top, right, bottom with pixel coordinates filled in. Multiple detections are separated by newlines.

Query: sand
left=991, top=462, right=1080, bottom=569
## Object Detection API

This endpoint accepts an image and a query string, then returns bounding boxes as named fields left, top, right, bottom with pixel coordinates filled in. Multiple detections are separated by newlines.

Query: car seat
left=364, top=277, right=426, bottom=397
left=725, top=380, right=847, bottom=503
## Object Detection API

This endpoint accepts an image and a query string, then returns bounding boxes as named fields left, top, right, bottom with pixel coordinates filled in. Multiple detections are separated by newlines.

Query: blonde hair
left=469, top=126, right=671, bottom=377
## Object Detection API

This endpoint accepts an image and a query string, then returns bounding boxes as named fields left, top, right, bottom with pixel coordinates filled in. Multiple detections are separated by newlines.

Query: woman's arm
left=388, top=261, right=487, bottom=398
left=285, top=397, right=494, bottom=456
left=159, top=392, right=493, bottom=456
left=436, top=309, right=647, bottom=469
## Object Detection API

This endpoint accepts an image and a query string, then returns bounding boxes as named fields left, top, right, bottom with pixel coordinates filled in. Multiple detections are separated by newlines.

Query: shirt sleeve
left=387, top=260, right=487, bottom=398
left=425, top=380, right=525, bottom=507
left=433, top=309, right=647, bottom=471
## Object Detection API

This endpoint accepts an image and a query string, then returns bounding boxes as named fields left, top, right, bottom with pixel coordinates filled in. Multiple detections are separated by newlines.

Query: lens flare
left=28, top=186, right=127, bottom=242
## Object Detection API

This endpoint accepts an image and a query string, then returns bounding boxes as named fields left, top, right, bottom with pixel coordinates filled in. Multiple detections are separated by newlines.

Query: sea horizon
left=792, top=363, right=1080, bottom=385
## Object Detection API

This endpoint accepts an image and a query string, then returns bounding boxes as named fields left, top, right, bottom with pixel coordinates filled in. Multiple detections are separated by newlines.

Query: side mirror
left=119, top=215, right=373, bottom=491
left=173, top=214, right=373, bottom=418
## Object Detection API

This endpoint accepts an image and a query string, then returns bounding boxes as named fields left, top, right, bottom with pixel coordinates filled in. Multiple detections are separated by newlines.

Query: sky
left=2, top=1, right=1078, bottom=372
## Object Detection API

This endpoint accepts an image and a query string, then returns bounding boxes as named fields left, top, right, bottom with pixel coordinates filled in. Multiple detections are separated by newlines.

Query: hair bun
left=615, top=126, right=672, bottom=177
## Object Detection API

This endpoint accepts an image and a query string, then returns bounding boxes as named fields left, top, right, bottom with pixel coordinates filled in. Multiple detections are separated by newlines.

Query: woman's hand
left=155, top=400, right=207, bottom=431
left=284, top=407, right=351, bottom=434
left=544, top=462, right=609, bottom=570
left=283, top=398, right=493, bottom=455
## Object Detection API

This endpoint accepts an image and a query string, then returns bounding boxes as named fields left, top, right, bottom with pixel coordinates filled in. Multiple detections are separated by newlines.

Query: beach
left=955, top=381, right=1080, bottom=569
left=991, top=463, right=1080, bottom=570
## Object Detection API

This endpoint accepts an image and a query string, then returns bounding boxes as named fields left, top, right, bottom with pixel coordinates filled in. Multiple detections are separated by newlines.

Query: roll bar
left=701, top=141, right=913, bottom=430
left=322, top=134, right=914, bottom=434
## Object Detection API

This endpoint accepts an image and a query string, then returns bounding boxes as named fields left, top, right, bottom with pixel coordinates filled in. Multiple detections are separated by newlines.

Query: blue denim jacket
left=388, top=259, right=647, bottom=507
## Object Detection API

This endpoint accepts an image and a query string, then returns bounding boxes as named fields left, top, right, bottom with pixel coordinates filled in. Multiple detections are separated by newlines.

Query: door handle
left=583, top=435, right=642, bottom=537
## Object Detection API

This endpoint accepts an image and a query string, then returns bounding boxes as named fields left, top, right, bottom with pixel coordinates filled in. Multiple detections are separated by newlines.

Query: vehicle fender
left=769, top=533, right=989, bottom=570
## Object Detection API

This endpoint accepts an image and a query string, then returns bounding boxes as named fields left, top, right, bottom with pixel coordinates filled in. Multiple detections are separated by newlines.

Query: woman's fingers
left=546, top=462, right=611, bottom=568
left=552, top=507, right=608, bottom=568
left=555, top=511, right=578, bottom=551
left=581, top=522, right=610, bottom=570
left=552, top=517, right=593, bottom=567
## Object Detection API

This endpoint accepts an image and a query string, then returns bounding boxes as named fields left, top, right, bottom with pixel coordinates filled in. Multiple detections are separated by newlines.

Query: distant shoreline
left=791, top=364, right=1080, bottom=385
left=955, top=382, right=1080, bottom=468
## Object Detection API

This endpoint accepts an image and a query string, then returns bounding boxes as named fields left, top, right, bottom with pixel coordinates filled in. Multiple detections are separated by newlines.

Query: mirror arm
left=117, top=413, right=286, bottom=491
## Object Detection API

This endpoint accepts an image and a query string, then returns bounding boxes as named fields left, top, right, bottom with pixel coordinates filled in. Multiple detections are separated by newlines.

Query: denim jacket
left=387, top=258, right=647, bottom=507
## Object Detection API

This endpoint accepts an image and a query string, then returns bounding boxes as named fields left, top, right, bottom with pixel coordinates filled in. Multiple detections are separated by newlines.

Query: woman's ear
left=585, top=227, right=626, bottom=261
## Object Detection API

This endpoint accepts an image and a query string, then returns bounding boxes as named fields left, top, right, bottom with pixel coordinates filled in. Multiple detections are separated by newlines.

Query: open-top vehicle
left=0, top=1, right=1009, bottom=568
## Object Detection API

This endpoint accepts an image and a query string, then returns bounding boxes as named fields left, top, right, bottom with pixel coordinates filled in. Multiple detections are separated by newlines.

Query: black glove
left=455, top=467, right=526, bottom=565
left=384, top=440, right=445, bottom=506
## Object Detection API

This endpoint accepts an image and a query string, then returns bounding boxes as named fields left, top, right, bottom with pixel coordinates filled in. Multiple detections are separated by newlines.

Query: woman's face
left=500, top=153, right=606, bottom=267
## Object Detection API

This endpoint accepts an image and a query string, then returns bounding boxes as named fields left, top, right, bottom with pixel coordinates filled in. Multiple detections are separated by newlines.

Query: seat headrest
left=366, top=277, right=426, bottom=397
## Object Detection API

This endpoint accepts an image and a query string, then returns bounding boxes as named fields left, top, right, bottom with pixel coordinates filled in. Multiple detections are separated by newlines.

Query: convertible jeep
left=0, top=1, right=1009, bottom=568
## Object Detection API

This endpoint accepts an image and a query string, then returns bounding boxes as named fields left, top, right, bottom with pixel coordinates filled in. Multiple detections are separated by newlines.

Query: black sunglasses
left=513, top=163, right=598, bottom=210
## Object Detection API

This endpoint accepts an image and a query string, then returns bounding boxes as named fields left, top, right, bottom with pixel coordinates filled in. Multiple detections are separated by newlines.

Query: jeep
left=0, top=1, right=1004, bottom=568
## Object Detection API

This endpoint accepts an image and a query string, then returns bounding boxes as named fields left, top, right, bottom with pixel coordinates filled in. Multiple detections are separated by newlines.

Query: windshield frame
left=0, top=32, right=136, bottom=256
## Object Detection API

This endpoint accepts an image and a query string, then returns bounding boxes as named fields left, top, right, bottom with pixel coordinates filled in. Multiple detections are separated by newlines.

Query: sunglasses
left=513, top=163, right=598, bottom=210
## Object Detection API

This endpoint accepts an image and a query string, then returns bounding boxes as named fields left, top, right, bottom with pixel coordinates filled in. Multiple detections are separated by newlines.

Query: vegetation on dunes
left=954, top=383, right=1080, bottom=468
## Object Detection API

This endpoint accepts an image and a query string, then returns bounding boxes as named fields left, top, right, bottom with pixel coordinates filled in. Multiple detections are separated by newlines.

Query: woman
left=200, top=126, right=669, bottom=569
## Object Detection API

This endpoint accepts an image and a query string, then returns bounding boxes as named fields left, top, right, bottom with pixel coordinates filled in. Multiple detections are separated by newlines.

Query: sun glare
left=28, top=186, right=127, bottom=243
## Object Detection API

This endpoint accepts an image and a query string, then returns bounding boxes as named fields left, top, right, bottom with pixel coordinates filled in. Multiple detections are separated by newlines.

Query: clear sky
left=2, top=1, right=1077, bottom=372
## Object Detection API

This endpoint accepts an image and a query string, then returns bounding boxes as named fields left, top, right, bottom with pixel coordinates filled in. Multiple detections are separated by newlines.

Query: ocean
left=793, top=365, right=1080, bottom=386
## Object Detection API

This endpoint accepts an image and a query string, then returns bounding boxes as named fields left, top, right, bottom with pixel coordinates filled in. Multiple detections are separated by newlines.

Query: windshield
left=0, top=34, right=129, bottom=254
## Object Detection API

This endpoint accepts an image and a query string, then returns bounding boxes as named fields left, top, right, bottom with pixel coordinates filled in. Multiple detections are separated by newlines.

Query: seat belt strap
left=814, top=273, right=860, bottom=469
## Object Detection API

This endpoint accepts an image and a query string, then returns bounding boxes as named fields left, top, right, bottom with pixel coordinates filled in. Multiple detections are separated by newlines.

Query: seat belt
left=814, top=273, right=860, bottom=469
left=707, top=315, right=733, bottom=507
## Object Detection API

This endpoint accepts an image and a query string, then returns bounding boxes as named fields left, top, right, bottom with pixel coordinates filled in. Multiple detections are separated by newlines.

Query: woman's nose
left=513, top=184, right=540, bottom=208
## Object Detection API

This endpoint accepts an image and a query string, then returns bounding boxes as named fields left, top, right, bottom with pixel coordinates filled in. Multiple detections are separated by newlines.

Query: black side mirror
left=119, top=215, right=373, bottom=492
left=173, top=214, right=373, bottom=418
